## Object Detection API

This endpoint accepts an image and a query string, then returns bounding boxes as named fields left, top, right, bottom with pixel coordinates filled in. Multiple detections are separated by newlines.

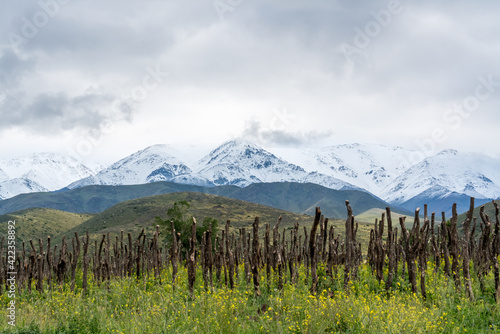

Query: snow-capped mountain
left=0, top=167, right=9, bottom=184
left=3, top=139, right=500, bottom=215
left=301, top=172, right=361, bottom=191
left=0, top=178, right=46, bottom=200
left=191, top=139, right=306, bottom=187
left=68, top=144, right=195, bottom=188
left=0, top=153, right=100, bottom=199
left=381, top=149, right=500, bottom=205
left=68, top=139, right=356, bottom=191
left=273, top=143, right=425, bottom=195
left=190, top=139, right=356, bottom=189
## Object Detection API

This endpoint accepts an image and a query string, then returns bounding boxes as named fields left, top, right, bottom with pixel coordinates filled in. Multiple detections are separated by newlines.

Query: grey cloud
left=1, top=0, right=500, bottom=156
left=4, top=1, right=214, bottom=68
left=242, top=119, right=332, bottom=147
left=0, top=90, right=130, bottom=134
left=0, top=49, right=35, bottom=89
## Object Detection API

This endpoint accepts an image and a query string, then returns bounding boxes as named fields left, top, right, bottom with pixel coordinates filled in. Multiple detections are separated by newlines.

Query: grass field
left=1, top=261, right=499, bottom=333
left=0, top=208, right=93, bottom=244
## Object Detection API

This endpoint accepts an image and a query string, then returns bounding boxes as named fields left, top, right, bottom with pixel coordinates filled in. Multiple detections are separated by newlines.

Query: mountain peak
left=3, top=140, right=500, bottom=217
left=68, top=144, right=193, bottom=189
left=192, top=139, right=310, bottom=187
left=381, top=148, right=500, bottom=206
left=127, top=144, right=178, bottom=159
left=219, top=138, right=261, bottom=150
left=197, top=138, right=274, bottom=168
left=436, top=149, right=459, bottom=156
left=0, top=153, right=100, bottom=199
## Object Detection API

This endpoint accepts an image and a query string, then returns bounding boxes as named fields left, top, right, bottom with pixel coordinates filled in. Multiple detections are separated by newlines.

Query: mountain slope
left=3, top=140, right=500, bottom=217
left=273, top=143, right=423, bottom=195
left=209, top=182, right=402, bottom=218
left=190, top=139, right=356, bottom=191
left=0, top=181, right=399, bottom=219
left=457, top=199, right=500, bottom=224
left=0, top=208, right=93, bottom=243
left=0, top=153, right=100, bottom=199
left=68, top=145, right=198, bottom=188
left=0, top=182, right=211, bottom=215
left=0, top=178, right=46, bottom=200
left=381, top=150, right=500, bottom=214
left=0, top=167, right=8, bottom=183
left=57, top=192, right=324, bottom=241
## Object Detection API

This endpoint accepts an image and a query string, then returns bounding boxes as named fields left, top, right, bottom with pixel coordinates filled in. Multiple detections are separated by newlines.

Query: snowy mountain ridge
left=68, top=139, right=356, bottom=191
left=68, top=144, right=193, bottom=188
left=381, top=149, right=500, bottom=204
left=2, top=139, right=499, bottom=214
left=0, top=153, right=101, bottom=199
left=272, top=143, right=426, bottom=196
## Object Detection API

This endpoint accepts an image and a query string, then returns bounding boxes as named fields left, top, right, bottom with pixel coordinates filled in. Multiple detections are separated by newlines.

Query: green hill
left=0, top=192, right=379, bottom=251
left=0, top=208, right=93, bottom=244
left=0, top=182, right=402, bottom=221
left=210, top=182, right=404, bottom=218
left=457, top=199, right=499, bottom=224
left=55, top=192, right=333, bottom=242
left=0, top=182, right=211, bottom=215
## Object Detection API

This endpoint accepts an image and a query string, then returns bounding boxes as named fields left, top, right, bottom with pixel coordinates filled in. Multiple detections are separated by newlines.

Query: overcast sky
left=1, top=0, right=499, bottom=164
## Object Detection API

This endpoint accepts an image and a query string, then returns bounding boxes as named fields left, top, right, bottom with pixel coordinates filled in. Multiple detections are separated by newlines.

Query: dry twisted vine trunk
left=462, top=197, right=475, bottom=301
left=309, top=207, right=322, bottom=294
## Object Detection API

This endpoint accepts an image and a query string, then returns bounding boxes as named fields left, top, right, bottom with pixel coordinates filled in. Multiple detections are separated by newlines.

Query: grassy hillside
left=0, top=182, right=400, bottom=220
left=210, top=182, right=403, bottom=218
left=0, top=182, right=213, bottom=215
left=55, top=192, right=326, bottom=242
left=0, top=189, right=382, bottom=249
left=0, top=208, right=93, bottom=243
left=457, top=199, right=499, bottom=224
left=52, top=192, right=375, bottom=248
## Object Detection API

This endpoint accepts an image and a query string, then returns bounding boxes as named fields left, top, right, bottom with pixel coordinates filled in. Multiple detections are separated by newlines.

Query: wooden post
left=376, top=213, right=385, bottom=282
left=303, top=226, right=309, bottom=285
left=343, top=201, right=354, bottom=291
left=386, top=208, right=395, bottom=291
left=0, top=237, right=4, bottom=295
left=309, top=207, right=322, bottom=294
left=153, top=226, right=160, bottom=281
left=431, top=212, right=440, bottom=274
left=188, top=218, right=197, bottom=298
left=492, top=200, right=500, bottom=303
left=70, top=232, right=81, bottom=292
left=273, top=218, right=283, bottom=290
left=450, top=204, right=462, bottom=291
left=171, top=221, right=179, bottom=286
left=97, top=235, right=106, bottom=283
left=462, top=197, right=475, bottom=301
left=127, top=233, right=133, bottom=277
left=215, top=236, right=222, bottom=285
left=292, top=222, right=299, bottom=284
left=418, top=209, right=429, bottom=300
left=205, top=223, right=214, bottom=291
left=82, top=232, right=90, bottom=294
left=242, top=228, right=251, bottom=285
left=478, top=206, right=493, bottom=293
left=135, top=230, right=144, bottom=280
left=265, top=224, right=271, bottom=288
left=399, top=209, right=421, bottom=295
left=225, top=221, right=235, bottom=290
left=251, top=217, right=261, bottom=296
